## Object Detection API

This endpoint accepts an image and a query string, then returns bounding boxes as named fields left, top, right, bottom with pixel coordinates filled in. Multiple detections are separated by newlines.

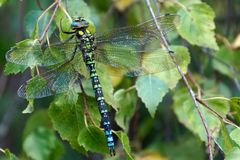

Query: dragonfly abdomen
left=78, top=29, right=115, bottom=155
left=87, top=58, right=115, bottom=155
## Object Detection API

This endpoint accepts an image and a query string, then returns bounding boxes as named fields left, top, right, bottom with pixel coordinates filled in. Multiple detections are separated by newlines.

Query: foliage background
left=0, top=0, right=240, bottom=160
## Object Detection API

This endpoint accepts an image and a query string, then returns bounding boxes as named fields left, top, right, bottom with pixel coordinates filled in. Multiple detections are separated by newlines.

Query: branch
left=79, top=78, right=97, bottom=127
left=39, top=2, right=59, bottom=42
left=65, top=0, right=69, bottom=13
left=196, top=97, right=240, bottom=129
left=145, top=0, right=213, bottom=159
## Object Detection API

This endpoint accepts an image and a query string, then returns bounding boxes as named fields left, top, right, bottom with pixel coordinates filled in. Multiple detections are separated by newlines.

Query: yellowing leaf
left=113, top=0, right=135, bottom=12
left=232, top=34, right=240, bottom=49
left=136, top=151, right=168, bottom=160
left=177, top=3, right=219, bottom=50
left=108, top=67, right=124, bottom=87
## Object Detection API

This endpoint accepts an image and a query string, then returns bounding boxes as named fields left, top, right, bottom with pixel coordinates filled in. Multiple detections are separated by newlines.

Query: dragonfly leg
left=57, top=34, right=75, bottom=45
left=52, top=44, right=78, bottom=71
left=68, top=45, right=78, bottom=61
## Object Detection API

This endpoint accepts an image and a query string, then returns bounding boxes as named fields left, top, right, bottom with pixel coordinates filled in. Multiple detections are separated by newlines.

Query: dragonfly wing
left=94, top=14, right=179, bottom=75
left=95, top=46, right=183, bottom=77
left=5, top=39, right=43, bottom=66
left=6, top=39, right=80, bottom=67
left=42, top=41, right=80, bottom=66
left=95, top=14, right=179, bottom=49
left=18, top=64, right=81, bottom=99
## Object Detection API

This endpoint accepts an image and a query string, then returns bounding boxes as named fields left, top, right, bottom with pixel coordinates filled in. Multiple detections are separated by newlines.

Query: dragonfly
left=5, top=13, right=180, bottom=156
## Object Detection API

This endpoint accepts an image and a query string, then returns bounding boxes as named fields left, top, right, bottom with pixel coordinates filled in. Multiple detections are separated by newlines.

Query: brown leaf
left=232, top=34, right=240, bottom=49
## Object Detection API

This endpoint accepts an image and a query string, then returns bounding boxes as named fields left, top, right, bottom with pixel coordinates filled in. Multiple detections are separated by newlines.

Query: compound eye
left=71, top=22, right=78, bottom=27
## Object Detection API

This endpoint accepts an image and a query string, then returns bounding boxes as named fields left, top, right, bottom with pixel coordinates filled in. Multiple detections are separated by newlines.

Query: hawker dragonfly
left=6, top=13, right=180, bottom=155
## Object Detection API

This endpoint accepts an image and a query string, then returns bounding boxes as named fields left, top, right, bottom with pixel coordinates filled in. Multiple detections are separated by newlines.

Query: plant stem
left=39, top=1, right=60, bottom=42
left=145, top=0, right=213, bottom=159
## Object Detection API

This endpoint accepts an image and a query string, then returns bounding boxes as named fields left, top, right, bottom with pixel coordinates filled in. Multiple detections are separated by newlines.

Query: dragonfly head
left=71, top=17, right=89, bottom=29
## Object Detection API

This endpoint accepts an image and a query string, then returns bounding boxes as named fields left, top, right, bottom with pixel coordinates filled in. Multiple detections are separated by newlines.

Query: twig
left=187, top=73, right=240, bottom=129
left=65, top=0, right=69, bottom=13
left=216, top=34, right=232, bottom=48
left=58, top=3, right=72, bottom=21
left=187, top=72, right=203, bottom=97
left=196, top=97, right=240, bottom=129
left=39, top=1, right=60, bottom=42
left=37, top=1, right=57, bottom=23
left=79, top=79, right=97, bottom=127
left=153, top=0, right=161, bottom=16
left=187, top=73, right=239, bottom=128
left=145, top=0, right=213, bottom=159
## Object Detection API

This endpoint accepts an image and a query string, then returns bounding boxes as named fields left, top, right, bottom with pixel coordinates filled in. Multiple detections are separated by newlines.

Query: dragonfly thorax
left=77, top=29, right=96, bottom=54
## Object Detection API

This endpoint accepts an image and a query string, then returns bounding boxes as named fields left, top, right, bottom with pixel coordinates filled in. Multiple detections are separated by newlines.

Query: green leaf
left=0, top=148, right=19, bottom=160
left=230, top=128, right=240, bottom=147
left=206, top=98, right=230, bottom=117
left=24, top=10, right=56, bottom=38
left=136, top=75, right=169, bottom=117
left=114, top=89, right=137, bottom=131
left=225, top=147, right=240, bottom=160
left=55, top=0, right=91, bottom=40
left=48, top=94, right=85, bottom=152
left=159, top=135, right=205, bottom=160
left=177, top=2, right=219, bottom=50
left=77, top=125, right=109, bottom=154
left=178, top=0, right=201, bottom=6
left=64, top=0, right=90, bottom=18
left=0, top=0, right=7, bottom=7
left=97, top=63, right=116, bottom=109
left=23, top=127, right=64, bottom=160
left=26, top=75, right=48, bottom=98
left=230, top=97, right=240, bottom=124
left=136, top=46, right=190, bottom=117
left=154, top=46, right=190, bottom=89
left=212, top=47, right=240, bottom=77
left=217, top=124, right=235, bottom=153
left=115, top=131, right=134, bottom=160
left=173, top=88, right=229, bottom=142
left=48, top=93, right=102, bottom=153
left=80, top=63, right=116, bottom=110
left=23, top=110, right=51, bottom=138
left=4, top=62, right=28, bottom=75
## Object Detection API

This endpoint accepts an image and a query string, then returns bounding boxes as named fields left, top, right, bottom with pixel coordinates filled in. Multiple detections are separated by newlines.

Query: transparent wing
left=18, top=63, right=81, bottom=99
left=5, top=39, right=80, bottom=67
left=95, top=47, right=184, bottom=77
left=95, top=14, right=179, bottom=49
left=94, top=14, right=180, bottom=76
